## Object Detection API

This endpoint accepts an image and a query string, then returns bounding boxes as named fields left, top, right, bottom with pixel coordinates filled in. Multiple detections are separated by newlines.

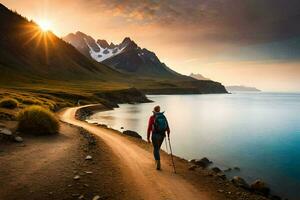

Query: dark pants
left=151, top=133, right=165, bottom=160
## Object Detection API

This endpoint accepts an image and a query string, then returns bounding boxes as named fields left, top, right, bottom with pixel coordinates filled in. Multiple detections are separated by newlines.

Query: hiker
left=147, top=105, right=170, bottom=170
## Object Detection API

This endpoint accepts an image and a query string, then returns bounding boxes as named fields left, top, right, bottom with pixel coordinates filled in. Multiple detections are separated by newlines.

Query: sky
left=1, top=0, right=300, bottom=91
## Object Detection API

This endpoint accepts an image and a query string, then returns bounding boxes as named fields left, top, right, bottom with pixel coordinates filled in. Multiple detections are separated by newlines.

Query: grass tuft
left=0, top=98, right=19, bottom=109
left=17, top=105, right=59, bottom=135
left=22, top=98, right=43, bottom=105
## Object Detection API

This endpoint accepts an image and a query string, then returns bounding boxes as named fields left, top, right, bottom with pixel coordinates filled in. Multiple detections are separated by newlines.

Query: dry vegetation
left=17, top=105, right=59, bottom=135
left=0, top=81, right=145, bottom=121
left=0, top=98, right=18, bottom=109
left=0, top=88, right=71, bottom=120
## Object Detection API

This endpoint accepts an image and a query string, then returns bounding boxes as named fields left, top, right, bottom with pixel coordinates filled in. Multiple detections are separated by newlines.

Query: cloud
left=5, top=0, right=299, bottom=62
left=85, top=0, right=300, bottom=44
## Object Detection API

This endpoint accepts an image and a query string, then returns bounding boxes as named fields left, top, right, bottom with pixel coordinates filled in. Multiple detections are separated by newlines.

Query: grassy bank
left=0, top=76, right=227, bottom=116
left=0, top=82, right=150, bottom=120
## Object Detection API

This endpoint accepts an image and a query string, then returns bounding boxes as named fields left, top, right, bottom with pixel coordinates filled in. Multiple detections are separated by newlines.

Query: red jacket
left=147, top=114, right=170, bottom=140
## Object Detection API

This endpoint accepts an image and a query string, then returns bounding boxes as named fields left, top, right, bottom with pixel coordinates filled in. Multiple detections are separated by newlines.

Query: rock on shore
left=250, top=179, right=270, bottom=196
left=231, top=176, right=249, bottom=189
left=122, top=130, right=142, bottom=139
left=75, top=105, right=108, bottom=120
left=190, top=157, right=212, bottom=168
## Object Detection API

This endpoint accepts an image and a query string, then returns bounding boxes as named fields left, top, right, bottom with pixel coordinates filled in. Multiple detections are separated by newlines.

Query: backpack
left=154, top=112, right=168, bottom=134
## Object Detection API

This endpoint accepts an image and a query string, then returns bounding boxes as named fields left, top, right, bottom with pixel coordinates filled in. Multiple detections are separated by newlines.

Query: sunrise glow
left=37, top=19, right=52, bottom=32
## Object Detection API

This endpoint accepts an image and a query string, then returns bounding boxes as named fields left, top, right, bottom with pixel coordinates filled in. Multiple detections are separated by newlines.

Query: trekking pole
left=168, top=136, right=176, bottom=174
left=165, top=137, right=169, bottom=154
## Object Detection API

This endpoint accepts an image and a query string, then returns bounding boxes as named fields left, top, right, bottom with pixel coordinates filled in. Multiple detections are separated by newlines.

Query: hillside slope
left=0, top=4, right=121, bottom=83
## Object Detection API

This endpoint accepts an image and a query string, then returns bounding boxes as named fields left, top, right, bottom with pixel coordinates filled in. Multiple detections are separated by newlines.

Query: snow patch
left=84, top=38, right=127, bottom=62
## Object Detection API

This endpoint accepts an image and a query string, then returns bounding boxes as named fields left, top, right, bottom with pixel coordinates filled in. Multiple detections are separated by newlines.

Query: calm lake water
left=87, top=93, right=300, bottom=199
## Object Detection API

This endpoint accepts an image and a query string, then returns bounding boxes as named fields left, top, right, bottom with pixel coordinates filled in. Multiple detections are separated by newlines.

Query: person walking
left=147, top=105, right=170, bottom=170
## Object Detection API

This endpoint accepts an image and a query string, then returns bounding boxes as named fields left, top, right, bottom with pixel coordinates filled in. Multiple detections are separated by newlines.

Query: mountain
left=0, top=4, right=120, bottom=83
left=63, top=32, right=227, bottom=93
left=190, top=73, right=210, bottom=80
left=63, top=32, right=180, bottom=78
left=63, top=31, right=128, bottom=62
left=226, top=85, right=261, bottom=92
left=0, top=3, right=227, bottom=95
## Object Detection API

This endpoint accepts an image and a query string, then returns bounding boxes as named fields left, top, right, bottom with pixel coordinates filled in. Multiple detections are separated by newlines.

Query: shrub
left=17, top=106, right=59, bottom=135
left=0, top=98, right=19, bottom=109
left=22, top=98, right=43, bottom=105
left=43, top=102, right=56, bottom=111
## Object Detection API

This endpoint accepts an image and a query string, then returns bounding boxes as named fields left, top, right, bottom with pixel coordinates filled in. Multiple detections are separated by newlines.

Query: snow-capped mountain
left=63, top=31, right=126, bottom=62
left=63, top=32, right=180, bottom=77
left=86, top=39, right=126, bottom=62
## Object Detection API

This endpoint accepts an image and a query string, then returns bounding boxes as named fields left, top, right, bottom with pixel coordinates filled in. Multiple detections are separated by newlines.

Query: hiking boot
left=156, top=160, right=161, bottom=170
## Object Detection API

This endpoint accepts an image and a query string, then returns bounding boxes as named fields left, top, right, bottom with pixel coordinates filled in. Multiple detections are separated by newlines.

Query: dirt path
left=60, top=106, right=210, bottom=200
left=0, top=121, right=135, bottom=200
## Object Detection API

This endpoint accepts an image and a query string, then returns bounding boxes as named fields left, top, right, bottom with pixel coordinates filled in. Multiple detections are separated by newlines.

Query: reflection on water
left=87, top=93, right=300, bottom=200
left=100, top=115, right=115, bottom=120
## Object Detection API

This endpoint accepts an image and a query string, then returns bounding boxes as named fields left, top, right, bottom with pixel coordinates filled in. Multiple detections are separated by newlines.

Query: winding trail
left=60, top=106, right=210, bottom=200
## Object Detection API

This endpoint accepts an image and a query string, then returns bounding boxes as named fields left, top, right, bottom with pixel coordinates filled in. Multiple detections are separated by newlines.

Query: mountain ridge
left=63, top=32, right=181, bottom=78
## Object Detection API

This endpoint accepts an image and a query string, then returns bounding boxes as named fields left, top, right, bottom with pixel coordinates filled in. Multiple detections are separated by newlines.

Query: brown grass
left=17, top=106, right=59, bottom=135
left=0, top=98, right=19, bottom=109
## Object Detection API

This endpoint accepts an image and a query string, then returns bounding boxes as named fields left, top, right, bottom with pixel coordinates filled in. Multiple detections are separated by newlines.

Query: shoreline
left=75, top=104, right=283, bottom=200
left=0, top=103, right=283, bottom=200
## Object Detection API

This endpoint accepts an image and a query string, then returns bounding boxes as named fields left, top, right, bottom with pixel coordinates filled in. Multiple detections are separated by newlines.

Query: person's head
left=153, top=105, right=160, bottom=113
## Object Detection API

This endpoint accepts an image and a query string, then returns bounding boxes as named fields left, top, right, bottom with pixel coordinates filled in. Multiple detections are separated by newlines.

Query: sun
left=37, top=19, right=52, bottom=32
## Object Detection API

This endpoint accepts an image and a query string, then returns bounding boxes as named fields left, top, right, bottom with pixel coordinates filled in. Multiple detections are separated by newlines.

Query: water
left=87, top=92, right=300, bottom=199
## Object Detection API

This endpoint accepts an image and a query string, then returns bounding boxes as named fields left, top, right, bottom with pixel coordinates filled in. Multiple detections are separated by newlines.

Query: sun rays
left=36, top=19, right=52, bottom=32
left=20, top=21, right=56, bottom=64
